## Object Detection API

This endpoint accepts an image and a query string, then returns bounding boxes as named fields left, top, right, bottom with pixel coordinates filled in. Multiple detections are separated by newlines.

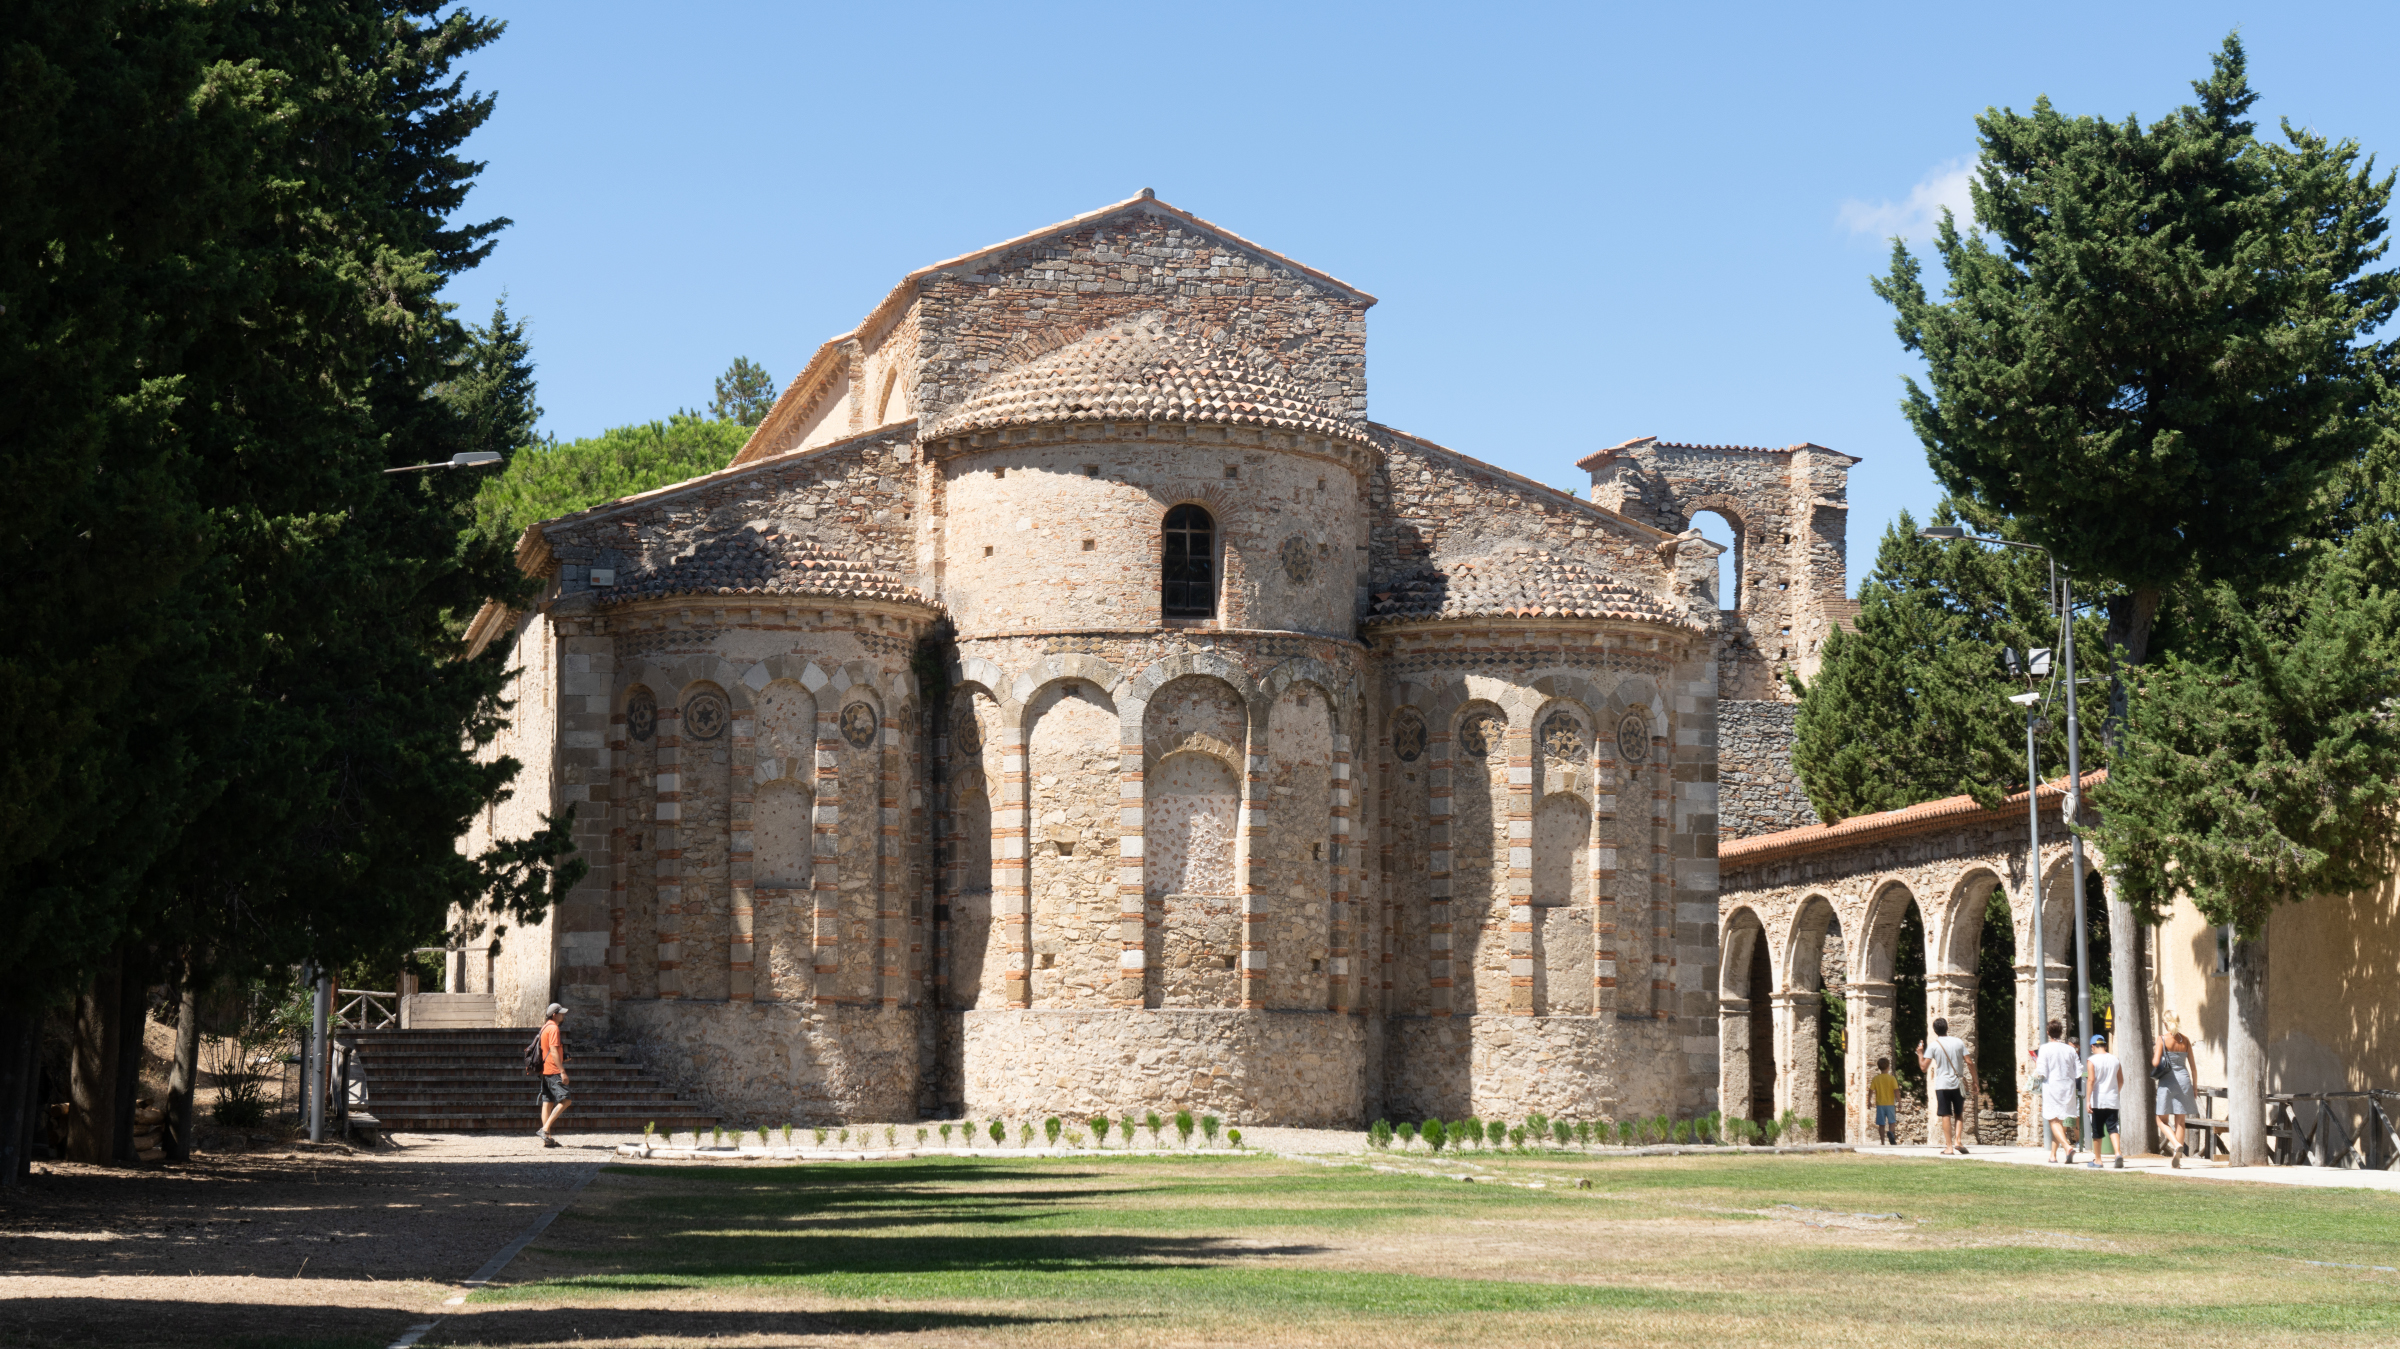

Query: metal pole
left=309, top=970, right=330, bottom=1144
left=2060, top=573, right=2096, bottom=1157
left=2024, top=704, right=2045, bottom=1150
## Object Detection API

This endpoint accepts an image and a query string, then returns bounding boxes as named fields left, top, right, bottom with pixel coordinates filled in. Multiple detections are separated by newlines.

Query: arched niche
left=1024, top=677, right=1119, bottom=1008
left=948, top=686, right=1002, bottom=1010
left=1262, top=681, right=1336, bottom=1010
left=1532, top=791, right=1594, bottom=1015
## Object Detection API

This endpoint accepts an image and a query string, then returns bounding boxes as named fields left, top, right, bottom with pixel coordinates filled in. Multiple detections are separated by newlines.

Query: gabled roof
left=1720, top=770, right=2106, bottom=867
left=733, top=191, right=1374, bottom=468
left=1574, top=435, right=1859, bottom=472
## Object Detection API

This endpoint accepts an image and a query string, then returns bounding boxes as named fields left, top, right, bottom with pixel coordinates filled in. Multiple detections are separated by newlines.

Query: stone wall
left=1380, top=1014, right=1699, bottom=1123
left=960, top=1008, right=1370, bottom=1127
left=615, top=998, right=919, bottom=1126
left=1717, top=700, right=1818, bottom=840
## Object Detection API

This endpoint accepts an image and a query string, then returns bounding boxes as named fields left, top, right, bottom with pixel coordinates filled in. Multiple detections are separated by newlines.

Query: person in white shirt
left=1916, top=1017, right=1977, bottom=1155
left=2035, top=1020, right=2084, bottom=1164
left=2085, top=1033, right=2124, bottom=1170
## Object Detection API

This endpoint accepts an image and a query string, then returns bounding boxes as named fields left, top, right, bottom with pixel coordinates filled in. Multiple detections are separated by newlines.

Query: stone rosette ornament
left=684, top=690, right=727, bottom=740
left=1391, top=708, right=1427, bottom=763
left=841, top=701, right=878, bottom=749
left=1617, top=712, right=1651, bottom=763
left=626, top=689, right=657, bottom=742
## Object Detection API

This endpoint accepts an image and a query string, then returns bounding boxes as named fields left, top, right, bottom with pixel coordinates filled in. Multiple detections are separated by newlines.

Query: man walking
left=537, top=1003, right=571, bottom=1147
left=1917, top=1017, right=1976, bottom=1155
left=2037, top=1019, right=2082, bottom=1164
left=2086, top=1033, right=2125, bottom=1170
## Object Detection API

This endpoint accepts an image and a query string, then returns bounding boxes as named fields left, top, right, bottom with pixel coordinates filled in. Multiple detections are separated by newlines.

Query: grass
left=436, top=1152, right=2400, bottom=1346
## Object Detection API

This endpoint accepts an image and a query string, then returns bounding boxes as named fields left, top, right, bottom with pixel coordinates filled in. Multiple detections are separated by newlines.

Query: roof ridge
left=1575, top=436, right=1859, bottom=471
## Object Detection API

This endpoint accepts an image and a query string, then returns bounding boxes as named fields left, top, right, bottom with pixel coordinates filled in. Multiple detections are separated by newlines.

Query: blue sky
left=444, top=2, right=2400, bottom=594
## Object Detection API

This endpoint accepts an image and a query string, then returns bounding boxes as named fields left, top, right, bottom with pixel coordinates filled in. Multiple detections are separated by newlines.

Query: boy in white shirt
left=2036, top=1019, right=2083, bottom=1164
left=2085, top=1033, right=2124, bottom=1170
left=1916, top=1017, right=1977, bottom=1155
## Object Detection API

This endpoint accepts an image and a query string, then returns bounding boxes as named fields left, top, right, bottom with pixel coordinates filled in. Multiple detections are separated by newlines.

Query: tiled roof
left=923, top=317, right=1372, bottom=446
left=1364, top=547, right=1697, bottom=629
left=1720, top=770, right=2108, bottom=866
left=599, top=529, right=927, bottom=608
left=1574, top=436, right=1856, bottom=471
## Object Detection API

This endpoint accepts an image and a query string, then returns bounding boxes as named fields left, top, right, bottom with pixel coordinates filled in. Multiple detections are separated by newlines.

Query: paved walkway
left=1852, top=1141, right=2400, bottom=1192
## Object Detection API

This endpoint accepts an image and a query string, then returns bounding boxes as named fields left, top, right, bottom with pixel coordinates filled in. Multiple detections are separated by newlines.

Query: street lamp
left=383, top=450, right=505, bottom=474
left=1919, top=526, right=2097, bottom=1155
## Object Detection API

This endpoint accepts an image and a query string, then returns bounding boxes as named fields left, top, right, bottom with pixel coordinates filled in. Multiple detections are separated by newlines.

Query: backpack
left=523, top=1028, right=545, bottom=1076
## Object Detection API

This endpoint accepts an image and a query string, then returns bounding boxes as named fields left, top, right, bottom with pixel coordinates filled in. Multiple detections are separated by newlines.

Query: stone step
left=349, top=1027, right=716, bottom=1134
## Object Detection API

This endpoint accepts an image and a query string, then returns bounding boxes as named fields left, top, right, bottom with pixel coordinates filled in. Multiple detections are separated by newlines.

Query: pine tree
left=711, top=356, right=777, bottom=426
left=443, top=297, right=543, bottom=464
left=1873, top=33, right=2397, bottom=666
left=1791, top=506, right=2104, bottom=822
left=471, top=412, right=747, bottom=548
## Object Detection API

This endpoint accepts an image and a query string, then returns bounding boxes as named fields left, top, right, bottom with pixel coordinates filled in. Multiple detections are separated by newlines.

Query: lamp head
left=1917, top=526, right=1966, bottom=541
left=450, top=451, right=504, bottom=468
left=2008, top=691, right=2042, bottom=707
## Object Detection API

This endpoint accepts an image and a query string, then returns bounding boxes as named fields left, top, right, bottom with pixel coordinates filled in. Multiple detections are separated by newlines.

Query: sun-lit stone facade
left=459, top=192, right=1851, bottom=1129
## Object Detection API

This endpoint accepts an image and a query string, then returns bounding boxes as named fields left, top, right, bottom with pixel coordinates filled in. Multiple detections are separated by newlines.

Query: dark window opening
left=1162, top=504, right=1216, bottom=618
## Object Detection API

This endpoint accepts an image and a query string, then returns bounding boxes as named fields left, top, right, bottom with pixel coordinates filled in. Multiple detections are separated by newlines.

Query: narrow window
left=1162, top=504, right=1216, bottom=618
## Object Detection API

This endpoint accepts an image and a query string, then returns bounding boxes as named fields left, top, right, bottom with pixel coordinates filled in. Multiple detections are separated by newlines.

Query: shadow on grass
left=438, top=1305, right=1116, bottom=1341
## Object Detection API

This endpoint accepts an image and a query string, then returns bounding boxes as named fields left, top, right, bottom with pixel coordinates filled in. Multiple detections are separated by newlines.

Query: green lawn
left=434, top=1152, right=2400, bottom=1347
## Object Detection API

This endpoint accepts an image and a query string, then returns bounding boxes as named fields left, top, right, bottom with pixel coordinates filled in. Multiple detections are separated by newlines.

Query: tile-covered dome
left=925, top=317, right=1371, bottom=445
left=1366, top=547, right=1697, bottom=628
left=602, top=529, right=925, bottom=607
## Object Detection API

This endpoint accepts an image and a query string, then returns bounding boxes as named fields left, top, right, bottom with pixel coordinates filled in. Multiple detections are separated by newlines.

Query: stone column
left=1506, top=716, right=1535, bottom=1014
left=994, top=720, right=1029, bottom=1008
left=811, top=697, right=843, bottom=1005
left=607, top=708, right=630, bottom=1000
left=1114, top=734, right=1146, bottom=1008
left=1770, top=989, right=1814, bottom=1120
left=655, top=700, right=685, bottom=999
left=728, top=699, right=756, bottom=1002
left=1329, top=728, right=1354, bottom=1011
left=1848, top=979, right=1895, bottom=1144
left=1719, top=994, right=1754, bottom=1124
left=1427, top=719, right=1455, bottom=1016
left=1650, top=731, right=1673, bottom=1018
left=877, top=706, right=902, bottom=1008
left=1239, top=724, right=1270, bottom=1011
left=1593, top=736, right=1619, bottom=1015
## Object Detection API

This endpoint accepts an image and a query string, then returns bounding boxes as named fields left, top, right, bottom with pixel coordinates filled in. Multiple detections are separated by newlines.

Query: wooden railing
left=2268, top=1090, right=2400, bottom=1170
left=335, top=988, right=397, bottom=1031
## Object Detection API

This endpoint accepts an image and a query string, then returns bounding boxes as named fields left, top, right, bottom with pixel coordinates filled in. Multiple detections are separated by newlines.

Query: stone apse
left=458, top=191, right=1847, bottom=1128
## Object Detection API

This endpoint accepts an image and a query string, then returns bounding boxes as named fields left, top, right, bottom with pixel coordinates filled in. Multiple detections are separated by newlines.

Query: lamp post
left=383, top=450, right=505, bottom=474
left=1919, top=526, right=2096, bottom=1152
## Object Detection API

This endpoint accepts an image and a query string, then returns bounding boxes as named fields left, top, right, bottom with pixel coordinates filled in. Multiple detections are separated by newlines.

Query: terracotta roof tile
left=1574, top=435, right=1857, bottom=471
left=1364, top=547, right=1698, bottom=629
left=1720, top=770, right=2107, bottom=866
left=599, top=528, right=926, bottom=609
left=924, top=316, right=1370, bottom=446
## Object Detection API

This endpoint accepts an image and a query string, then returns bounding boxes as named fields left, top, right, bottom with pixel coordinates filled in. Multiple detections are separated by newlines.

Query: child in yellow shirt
left=1870, top=1056, right=1901, bottom=1145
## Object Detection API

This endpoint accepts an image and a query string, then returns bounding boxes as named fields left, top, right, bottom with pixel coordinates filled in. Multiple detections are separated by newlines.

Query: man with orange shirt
left=537, top=1003, right=571, bottom=1146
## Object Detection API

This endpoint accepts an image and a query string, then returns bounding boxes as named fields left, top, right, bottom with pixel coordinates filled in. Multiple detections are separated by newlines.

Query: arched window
left=1691, top=510, right=1738, bottom=610
left=1162, top=505, right=1216, bottom=617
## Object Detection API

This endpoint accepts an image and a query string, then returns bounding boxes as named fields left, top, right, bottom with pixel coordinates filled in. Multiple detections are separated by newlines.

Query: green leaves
left=469, top=412, right=748, bottom=548
left=711, top=356, right=777, bottom=427
left=1875, top=33, right=2397, bottom=663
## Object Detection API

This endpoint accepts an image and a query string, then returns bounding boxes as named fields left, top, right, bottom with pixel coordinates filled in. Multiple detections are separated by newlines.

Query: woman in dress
left=2153, top=1013, right=2198, bottom=1167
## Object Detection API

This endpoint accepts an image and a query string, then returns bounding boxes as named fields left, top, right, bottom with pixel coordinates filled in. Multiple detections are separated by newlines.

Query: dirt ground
left=0, top=1132, right=621, bottom=1349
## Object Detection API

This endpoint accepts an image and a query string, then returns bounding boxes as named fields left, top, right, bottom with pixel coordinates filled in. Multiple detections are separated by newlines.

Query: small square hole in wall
left=1039, top=952, right=1056, bottom=968
left=1317, top=477, right=1326, bottom=491
left=1312, top=842, right=1323, bottom=860
left=1225, top=464, right=1239, bottom=479
left=1084, top=464, right=1099, bottom=477
left=994, top=467, right=1005, bottom=479
left=983, top=545, right=993, bottom=557
left=1056, top=839, right=1075, bottom=857
left=1082, top=539, right=1096, bottom=551
left=1219, top=956, right=1237, bottom=970
left=1310, top=958, right=1324, bottom=973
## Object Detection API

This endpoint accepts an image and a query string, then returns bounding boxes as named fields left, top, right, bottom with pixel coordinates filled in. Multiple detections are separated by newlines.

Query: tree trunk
left=2104, top=587, right=2162, bottom=668
left=0, top=1010, right=40, bottom=1187
left=68, top=963, right=122, bottom=1164
left=2228, top=922, right=2270, bottom=1166
left=110, top=948, right=147, bottom=1164
left=165, top=973, right=200, bottom=1162
left=2108, top=905, right=2153, bottom=1157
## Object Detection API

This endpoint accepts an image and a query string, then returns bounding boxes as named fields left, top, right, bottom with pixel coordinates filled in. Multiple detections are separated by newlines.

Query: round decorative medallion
left=952, top=707, right=983, bottom=756
left=840, top=701, right=878, bottom=749
left=1391, top=708, right=1427, bottom=763
left=1541, top=713, right=1587, bottom=764
left=1278, top=535, right=1316, bottom=585
left=1617, top=712, right=1651, bottom=763
left=1459, top=712, right=1500, bottom=759
left=683, top=690, right=727, bottom=741
left=626, top=690, right=657, bottom=743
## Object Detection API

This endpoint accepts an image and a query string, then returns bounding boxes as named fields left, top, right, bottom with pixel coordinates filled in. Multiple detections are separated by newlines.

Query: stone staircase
left=347, top=1028, right=718, bottom=1134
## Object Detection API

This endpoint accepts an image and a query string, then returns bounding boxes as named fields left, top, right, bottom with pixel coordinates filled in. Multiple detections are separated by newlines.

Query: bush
left=837, top=1128, right=849, bottom=1145
left=1424, top=1119, right=1448, bottom=1152
left=1146, top=1111, right=1164, bottom=1147
left=1017, top=1121, right=1035, bottom=1147
left=756, top=1125, right=771, bottom=1148
left=988, top=1118, right=1005, bottom=1145
left=1044, top=1116, right=1063, bottom=1147
left=1525, top=1112, right=1549, bottom=1145
left=1575, top=1119, right=1593, bottom=1147
left=712, top=1125, right=725, bottom=1147
left=1121, top=1114, right=1138, bottom=1147
left=1089, top=1114, right=1110, bottom=1145
left=1459, top=1117, right=1482, bottom=1149
left=885, top=1126, right=898, bottom=1148
left=1671, top=1119, right=1690, bottom=1145
left=1509, top=1125, right=1527, bottom=1148
left=1174, top=1110, right=1195, bottom=1147
left=1553, top=1118, right=1572, bottom=1148
left=814, top=1127, right=829, bottom=1146
left=1397, top=1121, right=1418, bottom=1150
left=915, top=1126, right=928, bottom=1145
left=1226, top=1127, right=1242, bottom=1149
left=1201, top=1115, right=1221, bottom=1147
left=781, top=1123, right=794, bottom=1148
left=1370, top=1119, right=1393, bottom=1150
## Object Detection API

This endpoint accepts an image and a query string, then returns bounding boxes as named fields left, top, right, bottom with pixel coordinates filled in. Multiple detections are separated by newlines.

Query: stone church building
left=458, top=192, right=1854, bottom=1127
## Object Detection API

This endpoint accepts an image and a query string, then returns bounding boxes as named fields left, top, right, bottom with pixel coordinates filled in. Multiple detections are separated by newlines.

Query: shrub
left=712, top=1125, right=725, bottom=1147
left=1089, top=1114, right=1110, bottom=1145
left=885, top=1126, right=897, bottom=1148
left=1201, top=1115, right=1221, bottom=1147
left=644, top=1120, right=656, bottom=1141
left=940, top=1122, right=954, bottom=1145
left=1227, top=1127, right=1242, bottom=1149
left=1066, top=1127, right=1085, bottom=1148
left=1525, top=1112, right=1549, bottom=1145
left=1146, top=1111, right=1164, bottom=1146
left=1370, top=1119, right=1393, bottom=1150
left=1458, top=1118, right=1481, bottom=1149
left=781, top=1123, right=794, bottom=1147
left=837, top=1128, right=850, bottom=1145
left=1044, top=1116, right=1063, bottom=1147
left=1397, top=1121, right=1418, bottom=1150
left=1575, top=1119, right=1592, bottom=1147
left=1671, top=1119, right=1689, bottom=1145
left=988, top=1118, right=1005, bottom=1146
left=1423, top=1118, right=1448, bottom=1152
left=1121, top=1114, right=1137, bottom=1146
left=1509, top=1125, right=1527, bottom=1148
left=1174, top=1110, right=1195, bottom=1147
left=915, top=1126, right=927, bottom=1146
left=1553, top=1118, right=1572, bottom=1148
left=1017, top=1122, right=1035, bottom=1147
left=757, top=1125, right=771, bottom=1148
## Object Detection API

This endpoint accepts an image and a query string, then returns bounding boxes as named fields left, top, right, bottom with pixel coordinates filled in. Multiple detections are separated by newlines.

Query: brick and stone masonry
left=456, top=191, right=1854, bottom=1130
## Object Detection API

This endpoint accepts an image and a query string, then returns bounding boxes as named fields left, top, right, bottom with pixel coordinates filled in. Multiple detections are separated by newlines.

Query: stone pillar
left=1593, top=736, right=1619, bottom=1015
left=994, top=719, right=1029, bottom=1007
left=607, top=705, right=630, bottom=1000
left=1770, top=990, right=1814, bottom=1120
left=728, top=698, right=756, bottom=1002
left=1239, top=727, right=1270, bottom=1010
left=1115, top=734, right=1145, bottom=1008
left=812, top=696, right=843, bottom=1005
left=1427, top=719, right=1455, bottom=1016
left=1719, top=994, right=1753, bottom=1125
left=1673, top=671, right=1722, bottom=1107
left=1506, top=716, right=1535, bottom=1014
left=1929, top=970, right=1978, bottom=1143
left=655, top=700, right=685, bottom=999
left=877, top=705, right=902, bottom=1008
left=1848, top=979, right=1895, bottom=1144
left=1330, top=728, right=1354, bottom=1011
